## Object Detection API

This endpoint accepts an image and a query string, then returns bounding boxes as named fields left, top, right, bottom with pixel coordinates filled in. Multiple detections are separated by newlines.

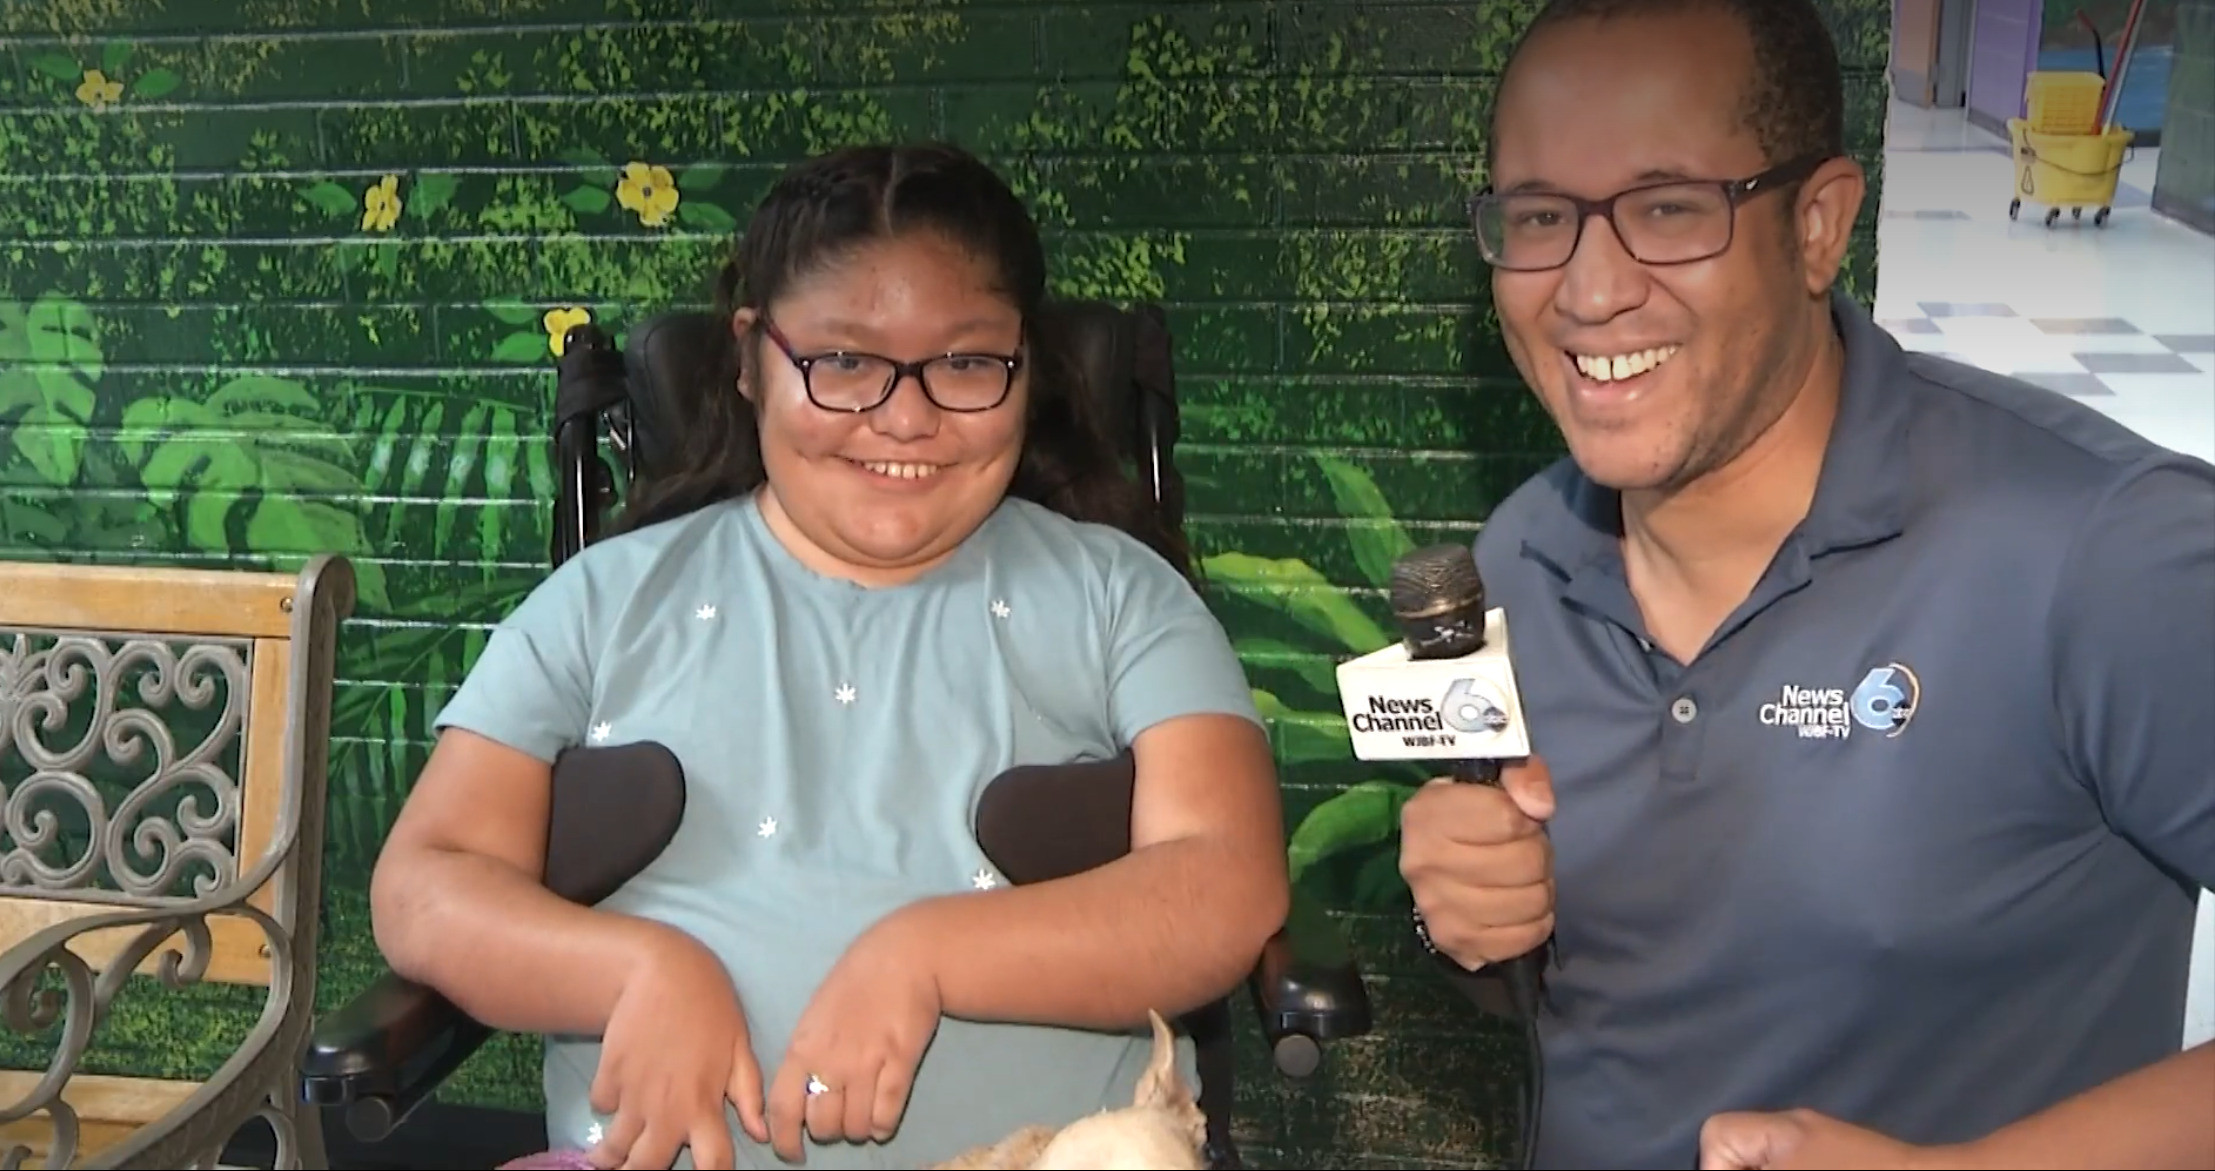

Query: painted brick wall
left=0, top=1, right=1888, bottom=1165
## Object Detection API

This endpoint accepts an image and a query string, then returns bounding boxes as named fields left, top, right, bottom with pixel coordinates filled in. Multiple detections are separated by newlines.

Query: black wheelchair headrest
left=619, top=312, right=732, bottom=481
left=551, top=312, right=729, bottom=485
left=1034, top=299, right=1180, bottom=474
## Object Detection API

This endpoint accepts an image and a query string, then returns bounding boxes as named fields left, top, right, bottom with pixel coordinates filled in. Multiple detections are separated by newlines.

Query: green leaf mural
left=299, top=180, right=358, bottom=218
left=482, top=299, right=543, bottom=327
left=347, top=384, right=555, bottom=587
left=1203, top=453, right=1441, bottom=919
left=118, top=374, right=392, bottom=612
left=1253, top=688, right=1350, bottom=767
left=677, top=200, right=738, bottom=234
left=677, top=163, right=727, bottom=192
left=410, top=172, right=462, bottom=219
left=131, top=68, right=181, bottom=99
left=27, top=53, right=81, bottom=83
left=0, top=295, right=101, bottom=487
left=490, top=331, right=550, bottom=363
left=1318, top=453, right=1419, bottom=586
left=1204, top=549, right=1394, bottom=653
left=560, top=184, right=612, bottom=216
left=1288, top=780, right=1418, bottom=895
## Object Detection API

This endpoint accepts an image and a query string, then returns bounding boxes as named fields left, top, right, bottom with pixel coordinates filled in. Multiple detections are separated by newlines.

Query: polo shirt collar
left=1802, top=287, right=1917, bottom=555
left=1519, top=286, right=1917, bottom=591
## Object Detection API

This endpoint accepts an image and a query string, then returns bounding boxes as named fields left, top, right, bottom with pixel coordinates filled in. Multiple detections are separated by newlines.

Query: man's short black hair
left=1504, top=0, right=1848, bottom=168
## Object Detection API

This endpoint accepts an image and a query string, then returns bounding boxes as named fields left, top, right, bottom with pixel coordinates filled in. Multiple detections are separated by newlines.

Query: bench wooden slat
left=0, top=899, right=277, bottom=987
left=0, top=1070, right=204, bottom=1168
left=0, top=562, right=300, bottom=639
left=237, top=637, right=292, bottom=921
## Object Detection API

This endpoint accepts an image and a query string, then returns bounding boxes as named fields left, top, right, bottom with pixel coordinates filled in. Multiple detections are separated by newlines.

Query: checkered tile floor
left=1879, top=307, right=2215, bottom=399
left=1876, top=98, right=2214, bottom=465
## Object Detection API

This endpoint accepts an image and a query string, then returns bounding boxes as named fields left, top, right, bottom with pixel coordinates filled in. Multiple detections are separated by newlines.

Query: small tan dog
left=928, top=1010, right=1207, bottom=1170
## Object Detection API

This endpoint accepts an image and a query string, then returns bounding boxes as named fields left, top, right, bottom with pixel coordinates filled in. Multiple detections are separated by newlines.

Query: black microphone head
left=1389, top=543, right=1489, bottom=661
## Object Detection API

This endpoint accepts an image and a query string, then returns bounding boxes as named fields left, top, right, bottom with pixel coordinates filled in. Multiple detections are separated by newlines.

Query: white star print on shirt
left=971, top=868, right=999, bottom=891
left=695, top=603, right=717, bottom=621
left=757, top=816, right=778, bottom=838
left=990, top=599, right=1011, bottom=619
left=588, top=721, right=610, bottom=743
left=835, top=683, right=857, bottom=705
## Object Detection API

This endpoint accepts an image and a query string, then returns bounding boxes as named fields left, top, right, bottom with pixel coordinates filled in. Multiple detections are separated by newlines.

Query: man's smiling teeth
left=857, top=460, right=942, bottom=480
left=1573, top=345, right=1680, bottom=383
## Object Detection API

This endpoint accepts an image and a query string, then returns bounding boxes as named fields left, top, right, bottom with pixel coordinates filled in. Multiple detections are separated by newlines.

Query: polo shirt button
left=1671, top=696, right=1698, bottom=724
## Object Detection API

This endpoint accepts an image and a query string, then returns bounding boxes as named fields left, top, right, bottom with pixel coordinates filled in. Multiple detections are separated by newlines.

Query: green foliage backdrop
left=0, top=1, right=1888, bottom=1164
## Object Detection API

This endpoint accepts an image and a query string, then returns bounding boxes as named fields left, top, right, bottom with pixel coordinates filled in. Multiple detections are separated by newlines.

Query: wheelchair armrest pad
left=300, top=968, right=489, bottom=1092
left=547, top=740, right=688, bottom=906
left=1249, top=887, right=1372, bottom=1041
left=973, top=754, right=1136, bottom=886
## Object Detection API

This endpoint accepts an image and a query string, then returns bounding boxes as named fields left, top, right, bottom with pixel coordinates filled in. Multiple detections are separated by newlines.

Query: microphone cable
left=1502, top=953, right=1545, bottom=1171
left=1418, top=916, right=1548, bottom=1170
left=1516, top=1011, right=1544, bottom=1171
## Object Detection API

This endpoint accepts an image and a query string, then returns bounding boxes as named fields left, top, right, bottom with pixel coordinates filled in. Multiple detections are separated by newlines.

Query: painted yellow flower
left=616, top=162, right=679, bottom=228
left=544, top=307, right=593, bottom=358
left=75, top=69, right=123, bottom=110
left=361, top=175, right=403, bottom=232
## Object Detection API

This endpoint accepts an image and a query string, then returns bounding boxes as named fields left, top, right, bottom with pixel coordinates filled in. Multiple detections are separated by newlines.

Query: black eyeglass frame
left=759, top=317, right=1027, bottom=414
left=1466, top=154, right=1833, bottom=272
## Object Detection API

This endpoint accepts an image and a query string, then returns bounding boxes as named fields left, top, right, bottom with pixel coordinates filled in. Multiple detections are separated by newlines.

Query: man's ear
left=1794, top=155, right=1867, bottom=297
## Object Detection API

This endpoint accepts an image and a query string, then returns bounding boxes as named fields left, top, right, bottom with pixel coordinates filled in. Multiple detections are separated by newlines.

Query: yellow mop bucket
left=2006, top=118, right=2132, bottom=228
left=2024, top=70, right=2106, bottom=135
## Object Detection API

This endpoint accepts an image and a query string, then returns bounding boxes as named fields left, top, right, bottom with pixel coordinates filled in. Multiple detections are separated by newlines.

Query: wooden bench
left=0, top=555, right=354, bottom=1169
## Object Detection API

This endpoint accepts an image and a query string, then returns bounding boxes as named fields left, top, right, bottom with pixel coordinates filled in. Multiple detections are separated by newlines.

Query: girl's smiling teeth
left=1572, top=345, right=1681, bottom=383
left=849, top=458, right=946, bottom=480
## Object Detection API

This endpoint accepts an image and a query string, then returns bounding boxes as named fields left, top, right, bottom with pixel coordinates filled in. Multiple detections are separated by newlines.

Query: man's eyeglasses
left=1467, top=155, right=1830, bottom=272
left=760, top=318, right=1024, bottom=413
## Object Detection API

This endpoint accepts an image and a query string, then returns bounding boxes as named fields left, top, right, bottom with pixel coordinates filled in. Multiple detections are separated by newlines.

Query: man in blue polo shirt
left=1396, top=1, right=2215, bottom=1168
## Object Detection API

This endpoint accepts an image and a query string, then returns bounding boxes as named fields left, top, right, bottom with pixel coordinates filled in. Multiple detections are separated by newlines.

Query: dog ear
left=1132, top=1010, right=1182, bottom=1108
left=1132, top=1009, right=1205, bottom=1144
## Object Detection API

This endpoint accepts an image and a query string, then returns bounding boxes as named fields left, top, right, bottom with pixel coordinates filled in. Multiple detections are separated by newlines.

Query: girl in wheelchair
left=368, top=142, right=1291, bottom=1170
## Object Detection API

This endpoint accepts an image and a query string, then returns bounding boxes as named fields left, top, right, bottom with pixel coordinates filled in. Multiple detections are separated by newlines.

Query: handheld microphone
left=1333, top=542, right=1549, bottom=1019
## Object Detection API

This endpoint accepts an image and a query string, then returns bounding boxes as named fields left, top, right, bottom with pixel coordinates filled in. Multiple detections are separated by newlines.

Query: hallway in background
left=1873, top=94, right=2215, bottom=1052
left=1875, top=97, right=2215, bottom=464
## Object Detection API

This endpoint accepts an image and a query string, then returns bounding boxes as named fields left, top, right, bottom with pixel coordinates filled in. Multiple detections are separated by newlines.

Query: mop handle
left=2097, top=0, right=2147, bottom=133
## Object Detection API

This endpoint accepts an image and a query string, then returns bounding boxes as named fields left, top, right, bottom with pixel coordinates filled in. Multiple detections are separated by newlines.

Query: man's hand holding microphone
left=1334, top=541, right=1555, bottom=1012
left=1399, top=756, right=1556, bottom=973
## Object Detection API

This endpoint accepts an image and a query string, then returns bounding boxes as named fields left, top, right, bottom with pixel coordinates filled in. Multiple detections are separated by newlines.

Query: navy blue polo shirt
left=1476, top=289, right=2215, bottom=1169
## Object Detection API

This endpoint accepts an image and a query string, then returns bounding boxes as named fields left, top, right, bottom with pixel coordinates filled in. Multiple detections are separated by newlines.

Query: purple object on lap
left=494, top=1150, right=596, bottom=1170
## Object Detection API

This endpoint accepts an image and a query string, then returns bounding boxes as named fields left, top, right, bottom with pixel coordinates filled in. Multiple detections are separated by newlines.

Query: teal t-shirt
left=433, top=491, right=1264, bottom=1168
